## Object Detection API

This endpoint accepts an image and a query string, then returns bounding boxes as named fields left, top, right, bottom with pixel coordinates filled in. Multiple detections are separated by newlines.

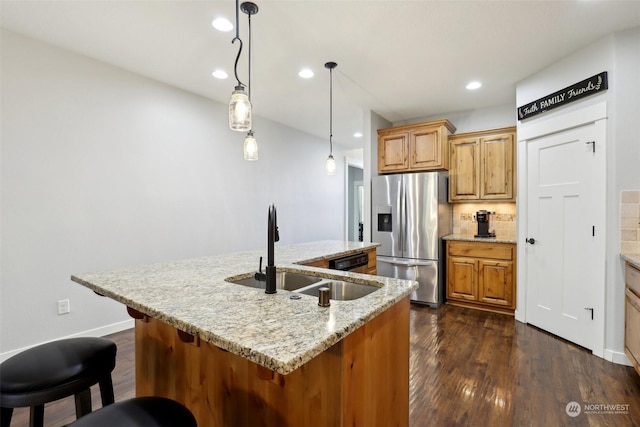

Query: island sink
left=296, top=280, right=379, bottom=300
left=227, top=271, right=322, bottom=291
left=226, top=271, right=381, bottom=301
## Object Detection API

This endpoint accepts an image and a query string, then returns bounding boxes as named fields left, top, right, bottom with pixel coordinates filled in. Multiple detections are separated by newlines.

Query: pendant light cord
left=329, top=65, right=333, bottom=155
left=247, top=10, right=252, bottom=100
left=232, top=0, right=245, bottom=88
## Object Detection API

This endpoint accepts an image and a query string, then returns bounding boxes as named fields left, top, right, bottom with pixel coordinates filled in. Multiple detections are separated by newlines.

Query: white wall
left=515, top=27, right=640, bottom=361
left=0, top=30, right=346, bottom=356
left=392, top=103, right=516, bottom=134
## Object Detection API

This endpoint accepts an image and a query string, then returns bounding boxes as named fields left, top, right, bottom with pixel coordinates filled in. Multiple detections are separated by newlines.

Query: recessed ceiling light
left=466, top=81, right=482, bottom=90
left=353, top=132, right=363, bottom=138
left=212, top=17, right=233, bottom=32
left=212, top=70, right=228, bottom=79
left=298, top=68, right=314, bottom=79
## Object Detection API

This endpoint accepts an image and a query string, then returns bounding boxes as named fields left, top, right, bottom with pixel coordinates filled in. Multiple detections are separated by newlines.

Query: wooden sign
left=517, top=72, right=608, bottom=120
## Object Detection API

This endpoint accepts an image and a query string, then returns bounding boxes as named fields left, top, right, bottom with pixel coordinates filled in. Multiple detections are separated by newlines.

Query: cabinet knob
left=526, top=238, right=536, bottom=244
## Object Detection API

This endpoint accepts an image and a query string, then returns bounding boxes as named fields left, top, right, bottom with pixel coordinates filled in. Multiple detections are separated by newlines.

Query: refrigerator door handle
left=398, top=178, right=404, bottom=254
left=377, top=257, right=435, bottom=268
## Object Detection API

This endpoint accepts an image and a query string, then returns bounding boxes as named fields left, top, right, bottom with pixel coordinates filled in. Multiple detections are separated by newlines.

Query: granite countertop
left=443, top=232, right=517, bottom=244
left=71, top=240, right=417, bottom=375
left=622, top=253, right=640, bottom=270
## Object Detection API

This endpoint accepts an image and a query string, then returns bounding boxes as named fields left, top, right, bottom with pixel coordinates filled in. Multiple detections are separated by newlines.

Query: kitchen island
left=72, top=240, right=418, bottom=426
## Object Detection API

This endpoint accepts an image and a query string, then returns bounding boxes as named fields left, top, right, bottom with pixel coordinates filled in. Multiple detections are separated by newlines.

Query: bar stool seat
left=0, top=337, right=116, bottom=427
left=67, top=397, right=197, bottom=427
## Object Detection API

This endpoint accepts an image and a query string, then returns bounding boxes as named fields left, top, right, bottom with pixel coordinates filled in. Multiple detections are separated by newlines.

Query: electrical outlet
left=57, top=299, right=70, bottom=315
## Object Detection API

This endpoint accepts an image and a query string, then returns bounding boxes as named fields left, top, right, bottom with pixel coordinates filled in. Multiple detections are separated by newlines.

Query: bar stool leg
left=29, top=405, right=44, bottom=427
left=98, top=375, right=115, bottom=407
left=1, top=407, right=13, bottom=427
left=74, top=388, right=92, bottom=418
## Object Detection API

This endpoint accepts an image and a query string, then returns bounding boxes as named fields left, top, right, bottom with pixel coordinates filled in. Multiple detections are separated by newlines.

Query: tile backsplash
left=452, top=203, right=516, bottom=236
left=621, top=190, right=640, bottom=254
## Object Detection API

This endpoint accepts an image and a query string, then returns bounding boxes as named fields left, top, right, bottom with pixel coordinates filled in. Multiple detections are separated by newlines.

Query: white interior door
left=525, top=123, right=599, bottom=350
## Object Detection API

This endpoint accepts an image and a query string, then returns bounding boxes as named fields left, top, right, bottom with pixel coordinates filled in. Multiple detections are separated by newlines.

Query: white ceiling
left=2, top=0, right=640, bottom=148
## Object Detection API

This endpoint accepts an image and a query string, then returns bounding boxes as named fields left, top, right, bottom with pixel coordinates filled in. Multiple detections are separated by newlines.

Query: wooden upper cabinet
left=449, top=127, right=516, bottom=202
left=378, top=132, right=409, bottom=172
left=481, top=133, right=514, bottom=200
left=378, top=119, right=456, bottom=174
left=450, top=137, right=480, bottom=201
left=410, top=126, right=443, bottom=170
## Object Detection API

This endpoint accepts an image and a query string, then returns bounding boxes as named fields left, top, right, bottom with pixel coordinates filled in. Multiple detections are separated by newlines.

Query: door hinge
left=586, top=141, right=595, bottom=153
left=592, top=226, right=595, bottom=236
left=584, top=307, right=594, bottom=320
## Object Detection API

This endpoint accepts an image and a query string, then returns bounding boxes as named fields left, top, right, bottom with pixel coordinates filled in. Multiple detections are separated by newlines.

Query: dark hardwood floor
left=8, top=304, right=640, bottom=426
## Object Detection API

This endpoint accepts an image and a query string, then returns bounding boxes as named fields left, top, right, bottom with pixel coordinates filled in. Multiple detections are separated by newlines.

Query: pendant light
left=244, top=130, right=258, bottom=160
left=325, top=61, right=337, bottom=175
left=229, top=0, right=251, bottom=131
left=242, top=2, right=259, bottom=160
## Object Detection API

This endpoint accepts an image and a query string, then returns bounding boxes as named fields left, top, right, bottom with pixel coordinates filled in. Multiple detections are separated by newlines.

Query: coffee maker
left=474, top=210, right=495, bottom=238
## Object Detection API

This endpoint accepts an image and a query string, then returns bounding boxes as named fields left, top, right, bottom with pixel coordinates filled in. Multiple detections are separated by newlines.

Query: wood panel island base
left=132, top=298, right=410, bottom=427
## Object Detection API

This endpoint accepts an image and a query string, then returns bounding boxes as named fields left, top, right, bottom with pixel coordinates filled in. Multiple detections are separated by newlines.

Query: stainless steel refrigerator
left=372, top=172, right=451, bottom=306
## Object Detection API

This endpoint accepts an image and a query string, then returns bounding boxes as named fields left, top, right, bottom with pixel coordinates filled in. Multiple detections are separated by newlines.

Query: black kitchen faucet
left=254, top=204, right=279, bottom=293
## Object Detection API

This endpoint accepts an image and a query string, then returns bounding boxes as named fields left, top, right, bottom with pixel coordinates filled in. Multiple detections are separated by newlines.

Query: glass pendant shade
left=243, top=131, right=258, bottom=161
left=325, top=154, right=336, bottom=175
left=229, top=85, right=251, bottom=131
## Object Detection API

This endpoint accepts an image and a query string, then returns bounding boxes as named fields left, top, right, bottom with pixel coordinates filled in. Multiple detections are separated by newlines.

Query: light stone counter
left=71, top=240, right=418, bottom=375
left=443, top=232, right=517, bottom=244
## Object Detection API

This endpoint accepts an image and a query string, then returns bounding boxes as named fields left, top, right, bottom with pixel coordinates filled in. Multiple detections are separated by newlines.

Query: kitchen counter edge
left=622, top=253, right=640, bottom=270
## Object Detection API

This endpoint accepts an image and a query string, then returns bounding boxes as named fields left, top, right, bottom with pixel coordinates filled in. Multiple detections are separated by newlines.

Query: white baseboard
left=0, top=319, right=134, bottom=363
left=604, top=348, right=633, bottom=366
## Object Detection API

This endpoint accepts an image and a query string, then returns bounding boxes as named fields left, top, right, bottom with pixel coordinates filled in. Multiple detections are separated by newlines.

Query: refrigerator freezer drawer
left=377, top=256, right=441, bottom=306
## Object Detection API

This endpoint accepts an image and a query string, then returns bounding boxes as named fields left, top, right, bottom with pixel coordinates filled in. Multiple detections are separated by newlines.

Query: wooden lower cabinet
left=448, top=257, right=476, bottom=301
left=131, top=298, right=410, bottom=426
left=625, top=261, right=640, bottom=376
left=446, top=240, right=516, bottom=314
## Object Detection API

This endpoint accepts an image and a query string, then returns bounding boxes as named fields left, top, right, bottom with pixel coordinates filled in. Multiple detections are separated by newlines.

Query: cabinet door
left=378, top=132, right=409, bottom=173
left=626, top=263, right=640, bottom=375
left=409, top=126, right=445, bottom=170
left=449, top=138, right=480, bottom=201
left=447, top=256, right=477, bottom=301
left=626, top=288, right=640, bottom=375
left=480, top=133, right=515, bottom=200
left=478, top=260, right=514, bottom=307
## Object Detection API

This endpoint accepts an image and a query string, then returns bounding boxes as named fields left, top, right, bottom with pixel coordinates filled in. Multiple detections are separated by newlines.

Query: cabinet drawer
left=448, top=241, right=514, bottom=260
left=626, top=263, right=640, bottom=297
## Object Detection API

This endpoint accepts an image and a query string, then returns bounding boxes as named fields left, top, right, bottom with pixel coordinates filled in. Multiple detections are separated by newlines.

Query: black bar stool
left=0, top=337, right=117, bottom=427
left=67, top=397, right=197, bottom=427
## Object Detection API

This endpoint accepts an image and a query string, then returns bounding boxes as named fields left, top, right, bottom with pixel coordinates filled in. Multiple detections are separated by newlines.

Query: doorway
left=347, top=165, right=364, bottom=242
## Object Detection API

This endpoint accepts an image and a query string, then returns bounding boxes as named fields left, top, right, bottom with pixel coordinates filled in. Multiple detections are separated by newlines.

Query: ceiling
left=2, top=1, right=640, bottom=149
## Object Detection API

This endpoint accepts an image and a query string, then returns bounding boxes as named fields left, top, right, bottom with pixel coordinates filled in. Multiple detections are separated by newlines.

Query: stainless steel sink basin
left=296, top=281, right=380, bottom=301
left=226, top=271, right=322, bottom=291
left=226, top=271, right=380, bottom=301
